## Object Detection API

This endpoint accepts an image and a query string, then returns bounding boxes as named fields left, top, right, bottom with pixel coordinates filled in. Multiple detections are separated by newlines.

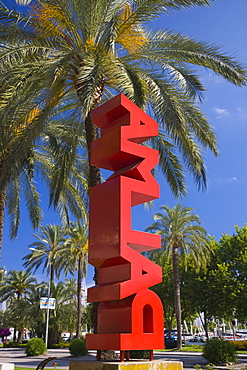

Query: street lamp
left=45, top=270, right=51, bottom=349
left=29, top=247, right=50, bottom=348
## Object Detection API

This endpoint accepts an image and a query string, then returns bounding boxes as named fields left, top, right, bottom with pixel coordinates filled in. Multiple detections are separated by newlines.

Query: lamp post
left=29, top=247, right=50, bottom=348
left=45, top=272, right=51, bottom=348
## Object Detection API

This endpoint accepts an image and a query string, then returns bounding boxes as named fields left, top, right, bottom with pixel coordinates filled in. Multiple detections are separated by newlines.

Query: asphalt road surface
left=0, top=348, right=247, bottom=369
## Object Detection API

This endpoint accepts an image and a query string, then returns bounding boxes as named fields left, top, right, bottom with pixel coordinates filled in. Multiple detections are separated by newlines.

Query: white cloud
left=213, top=108, right=230, bottom=119
left=215, top=176, right=247, bottom=184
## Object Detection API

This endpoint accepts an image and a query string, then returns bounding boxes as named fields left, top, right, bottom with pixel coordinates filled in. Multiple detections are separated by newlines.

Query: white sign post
left=40, top=296, right=56, bottom=348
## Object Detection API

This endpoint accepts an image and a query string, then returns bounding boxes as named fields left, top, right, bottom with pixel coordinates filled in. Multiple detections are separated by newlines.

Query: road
left=0, top=348, right=247, bottom=369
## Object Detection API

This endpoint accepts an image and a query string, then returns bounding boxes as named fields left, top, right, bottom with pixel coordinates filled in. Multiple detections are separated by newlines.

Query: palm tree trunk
left=13, top=328, right=17, bottom=342
left=75, top=74, right=104, bottom=189
left=199, top=311, right=209, bottom=339
left=76, top=256, right=82, bottom=338
left=76, top=81, right=104, bottom=334
left=17, top=326, right=24, bottom=344
left=84, top=111, right=101, bottom=334
left=0, top=188, right=6, bottom=254
left=84, top=111, right=101, bottom=188
left=50, top=264, right=55, bottom=285
left=172, top=245, right=182, bottom=350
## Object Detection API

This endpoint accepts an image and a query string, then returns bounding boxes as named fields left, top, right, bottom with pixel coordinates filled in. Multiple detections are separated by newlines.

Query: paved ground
left=0, top=348, right=247, bottom=370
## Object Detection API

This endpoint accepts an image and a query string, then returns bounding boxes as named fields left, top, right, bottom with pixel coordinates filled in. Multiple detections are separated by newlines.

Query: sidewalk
left=0, top=348, right=247, bottom=370
left=0, top=348, right=74, bottom=369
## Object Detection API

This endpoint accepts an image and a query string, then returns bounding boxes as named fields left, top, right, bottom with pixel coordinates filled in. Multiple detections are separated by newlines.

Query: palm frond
left=150, top=132, right=185, bottom=197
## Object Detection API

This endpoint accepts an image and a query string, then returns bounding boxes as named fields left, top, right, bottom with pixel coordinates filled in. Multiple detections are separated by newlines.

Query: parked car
left=165, top=336, right=177, bottom=349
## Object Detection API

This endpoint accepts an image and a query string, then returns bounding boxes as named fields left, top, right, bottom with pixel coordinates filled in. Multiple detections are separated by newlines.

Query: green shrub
left=203, top=337, right=237, bottom=365
left=129, top=350, right=149, bottom=359
left=5, top=341, right=27, bottom=348
left=52, top=342, right=70, bottom=349
left=25, top=338, right=47, bottom=356
left=5, top=341, right=17, bottom=348
left=230, top=340, right=247, bottom=351
left=69, top=338, right=88, bottom=357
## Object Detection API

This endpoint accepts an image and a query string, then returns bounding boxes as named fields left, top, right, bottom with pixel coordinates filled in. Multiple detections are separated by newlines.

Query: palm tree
left=35, top=115, right=89, bottom=224
left=23, top=281, right=48, bottom=339
left=146, top=204, right=212, bottom=349
left=0, top=0, right=246, bottom=200
left=0, top=98, right=88, bottom=253
left=59, top=221, right=88, bottom=338
left=62, top=278, right=78, bottom=304
left=22, top=224, right=65, bottom=284
left=0, top=269, right=36, bottom=302
left=0, top=105, right=43, bottom=252
left=0, top=269, right=36, bottom=342
left=47, top=280, right=77, bottom=346
left=4, top=299, right=30, bottom=344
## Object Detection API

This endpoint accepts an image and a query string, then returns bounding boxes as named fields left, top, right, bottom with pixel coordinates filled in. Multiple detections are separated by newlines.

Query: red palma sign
left=86, top=94, right=164, bottom=359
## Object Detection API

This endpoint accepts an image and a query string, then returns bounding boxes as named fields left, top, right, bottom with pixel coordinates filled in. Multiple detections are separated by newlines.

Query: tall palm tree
left=22, top=224, right=65, bottom=284
left=22, top=280, right=48, bottom=339
left=0, top=0, right=246, bottom=201
left=42, top=280, right=77, bottom=346
left=0, top=269, right=36, bottom=302
left=0, top=269, right=36, bottom=341
left=58, top=221, right=88, bottom=338
left=146, top=204, right=212, bottom=349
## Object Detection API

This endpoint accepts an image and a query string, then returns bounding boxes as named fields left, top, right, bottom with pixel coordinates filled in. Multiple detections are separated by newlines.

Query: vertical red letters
left=86, top=94, right=164, bottom=352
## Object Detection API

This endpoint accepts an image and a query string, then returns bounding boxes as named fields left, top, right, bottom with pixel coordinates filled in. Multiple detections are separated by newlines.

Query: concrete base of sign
left=0, top=363, right=14, bottom=370
left=70, top=360, right=183, bottom=370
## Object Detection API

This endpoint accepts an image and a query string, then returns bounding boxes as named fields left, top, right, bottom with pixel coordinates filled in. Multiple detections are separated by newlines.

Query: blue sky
left=1, top=0, right=247, bottom=287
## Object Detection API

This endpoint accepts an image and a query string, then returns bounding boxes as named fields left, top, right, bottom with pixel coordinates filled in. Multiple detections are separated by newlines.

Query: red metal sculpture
left=86, top=94, right=164, bottom=360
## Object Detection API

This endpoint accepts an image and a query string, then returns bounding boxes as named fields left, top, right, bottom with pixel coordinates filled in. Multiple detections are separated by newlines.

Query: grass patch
left=180, top=345, right=204, bottom=352
left=158, top=344, right=247, bottom=353
left=15, top=368, right=33, bottom=370
left=156, top=345, right=204, bottom=352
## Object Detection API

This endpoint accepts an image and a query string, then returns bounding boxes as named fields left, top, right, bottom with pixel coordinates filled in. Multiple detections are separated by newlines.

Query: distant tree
left=22, top=224, right=65, bottom=284
left=180, top=229, right=247, bottom=338
left=60, top=278, right=78, bottom=339
left=4, top=299, right=31, bottom=344
left=151, top=252, right=199, bottom=339
left=23, top=281, right=48, bottom=339
left=146, top=204, right=212, bottom=349
left=0, top=270, right=36, bottom=302
left=46, top=280, right=77, bottom=346
left=213, top=226, right=247, bottom=323
left=59, top=221, right=88, bottom=338
left=0, top=270, right=36, bottom=341
left=83, top=303, right=93, bottom=333
left=150, top=258, right=175, bottom=338
left=182, top=260, right=233, bottom=338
